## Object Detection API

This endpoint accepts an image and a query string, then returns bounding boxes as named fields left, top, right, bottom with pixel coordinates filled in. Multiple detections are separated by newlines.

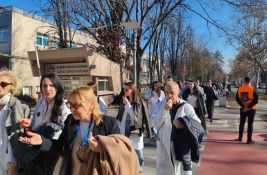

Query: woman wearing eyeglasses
left=18, top=73, right=70, bottom=175
left=0, top=71, right=30, bottom=175
left=19, top=86, right=123, bottom=175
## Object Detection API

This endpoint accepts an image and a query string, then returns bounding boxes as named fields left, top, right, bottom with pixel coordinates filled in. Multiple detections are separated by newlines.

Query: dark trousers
left=194, top=107, right=206, bottom=131
left=18, top=154, right=59, bottom=175
left=206, top=100, right=215, bottom=121
left=239, top=109, right=256, bottom=141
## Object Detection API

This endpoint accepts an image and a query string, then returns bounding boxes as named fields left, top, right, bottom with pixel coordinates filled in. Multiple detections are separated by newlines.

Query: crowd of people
left=0, top=71, right=258, bottom=175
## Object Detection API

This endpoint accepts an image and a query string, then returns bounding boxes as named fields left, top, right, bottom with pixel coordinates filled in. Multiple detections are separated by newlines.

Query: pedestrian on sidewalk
left=151, top=81, right=204, bottom=175
left=0, top=71, right=31, bottom=175
left=182, top=81, right=207, bottom=131
left=144, top=81, right=165, bottom=140
left=18, top=73, right=71, bottom=175
left=116, top=81, right=151, bottom=171
left=19, top=86, right=121, bottom=175
left=204, top=80, right=218, bottom=122
left=236, top=77, right=258, bottom=144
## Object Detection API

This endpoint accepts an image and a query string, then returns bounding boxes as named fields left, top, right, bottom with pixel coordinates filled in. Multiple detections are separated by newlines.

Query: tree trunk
left=120, top=64, right=123, bottom=88
left=255, top=66, right=260, bottom=92
left=136, top=52, right=141, bottom=89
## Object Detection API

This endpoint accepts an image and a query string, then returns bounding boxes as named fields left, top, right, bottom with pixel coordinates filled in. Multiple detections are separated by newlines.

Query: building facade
left=0, top=6, right=127, bottom=99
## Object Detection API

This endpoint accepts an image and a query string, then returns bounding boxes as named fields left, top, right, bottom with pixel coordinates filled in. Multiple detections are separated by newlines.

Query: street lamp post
left=120, top=22, right=140, bottom=85
left=133, top=31, right=137, bottom=85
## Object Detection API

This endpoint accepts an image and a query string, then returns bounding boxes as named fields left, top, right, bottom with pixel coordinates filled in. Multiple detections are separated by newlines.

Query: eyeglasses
left=66, top=101, right=82, bottom=110
left=0, top=82, right=12, bottom=88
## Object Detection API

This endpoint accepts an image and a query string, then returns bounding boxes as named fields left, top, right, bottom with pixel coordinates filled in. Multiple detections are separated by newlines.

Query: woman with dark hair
left=19, top=73, right=70, bottom=175
left=117, top=81, right=151, bottom=171
left=182, top=82, right=206, bottom=131
left=18, top=86, right=138, bottom=175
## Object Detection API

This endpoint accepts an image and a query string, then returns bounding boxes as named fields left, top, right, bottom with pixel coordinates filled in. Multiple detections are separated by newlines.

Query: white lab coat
left=96, top=96, right=108, bottom=114
left=151, top=99, right=200, bottom=175
left=145, top=88, right=165, bottom=117
left=118, top=103, right=144, bottom=150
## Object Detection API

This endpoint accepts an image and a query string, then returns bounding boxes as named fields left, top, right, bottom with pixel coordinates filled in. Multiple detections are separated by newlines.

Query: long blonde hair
left=68, top=86, right=102, bottom=125
left=0, top=71, right=18, bottom=95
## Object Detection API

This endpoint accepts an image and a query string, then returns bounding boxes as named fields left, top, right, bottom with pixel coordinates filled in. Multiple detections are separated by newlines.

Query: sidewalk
left=196, top=99, right=267, bottom=175
left=107, top=99, right=267, bottom=175
left=197, top=131, right=267, bottom=175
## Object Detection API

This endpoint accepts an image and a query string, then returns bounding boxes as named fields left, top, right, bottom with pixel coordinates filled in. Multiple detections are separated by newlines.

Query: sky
left=187, top=0, right=238, bottom=73
left=0, top=0, right=237, bottom=72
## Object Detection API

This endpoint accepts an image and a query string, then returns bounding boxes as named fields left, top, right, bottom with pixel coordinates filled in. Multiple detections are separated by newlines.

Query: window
left=0, top=26, right=9, bottom=42
left=50, top=39, right=77, bottom=48
left=36, top=86, right=41, bottom=96
left=76, top=43, right=84, bottom=48
left=36, top=33, right=48, bottom=47
left=51, top=40, right=58, bottom=48
left=67, top=41, right=76, bottom=48
left=22, top=86, right=32, bottom=96
left=98, top=77, right=110, bottom=91
left=58, top=75, right=92, bottom=95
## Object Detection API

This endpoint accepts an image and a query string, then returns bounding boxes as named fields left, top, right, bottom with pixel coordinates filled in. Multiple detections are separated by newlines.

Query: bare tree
left=69, top=0, right=130, bottom=85
left=69, top=0, right=185, bottom=88
left=226, top=0, right=267, bottom=91
left=39, top=0, right=75, bottom=48
left=229, top=50, right=254, bottom=83
left=39, top=0, right=233, bottom=87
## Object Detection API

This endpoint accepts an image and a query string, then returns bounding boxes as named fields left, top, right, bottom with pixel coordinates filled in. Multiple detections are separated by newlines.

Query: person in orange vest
left=236, top=77, right=258, bottom=144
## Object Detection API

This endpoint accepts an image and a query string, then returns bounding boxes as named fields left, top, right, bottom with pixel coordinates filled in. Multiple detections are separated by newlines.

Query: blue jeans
left=135, top=149, right=144, bottom=170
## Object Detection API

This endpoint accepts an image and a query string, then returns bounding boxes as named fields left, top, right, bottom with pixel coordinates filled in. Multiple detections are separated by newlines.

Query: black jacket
left=116, top=96, right=152, bottom=138
left=204, top=86, right=218, bottom=102
left=16, top=126, right=65, bottom=175
left=170, top=103, right=204, bottom=166
left=182, top=89, right=206, bottom=117
left=51, top=114, right=120, bottom=151
left=172, top=117, right=204, bottom=165
left=41, top=114, right=120, bottom=175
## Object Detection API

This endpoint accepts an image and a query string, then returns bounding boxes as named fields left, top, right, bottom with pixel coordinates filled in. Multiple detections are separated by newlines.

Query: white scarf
left=0, top=93, right=11, bottom=106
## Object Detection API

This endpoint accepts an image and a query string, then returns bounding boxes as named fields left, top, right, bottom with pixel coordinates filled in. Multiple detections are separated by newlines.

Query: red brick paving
left=197, top=131, right=267, bottom=175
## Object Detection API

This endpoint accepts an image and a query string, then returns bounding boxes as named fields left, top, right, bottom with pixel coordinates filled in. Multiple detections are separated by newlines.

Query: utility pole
left=133, top=31, right=137, bottom=85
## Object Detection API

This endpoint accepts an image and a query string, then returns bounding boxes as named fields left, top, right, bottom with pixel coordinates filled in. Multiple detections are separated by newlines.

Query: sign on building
left=45, top=63, right=90, bottom=75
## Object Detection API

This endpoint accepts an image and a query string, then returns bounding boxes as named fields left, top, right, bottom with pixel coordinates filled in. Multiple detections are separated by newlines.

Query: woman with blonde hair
left=19, top=86, right=121, bottom=175
left=0, top=71, right=30, bottom=175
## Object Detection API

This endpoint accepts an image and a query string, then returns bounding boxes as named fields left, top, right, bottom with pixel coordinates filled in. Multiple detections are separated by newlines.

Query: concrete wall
left=7, top=8, right=98, bottom=97
left=0, top=7, right=131, bottom=99
left=11, top=10, right=97, bottom=57
left=88, top=52, right=121, bottom=94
